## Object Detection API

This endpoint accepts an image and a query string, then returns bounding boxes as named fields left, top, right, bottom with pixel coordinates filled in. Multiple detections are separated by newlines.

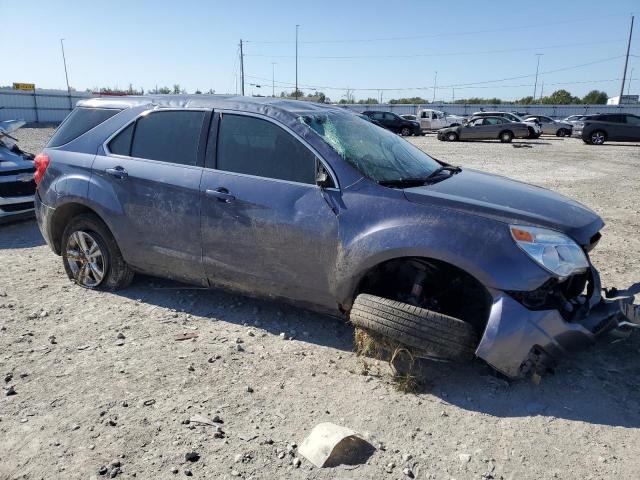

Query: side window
left=625, top=115, right=640, bottom=125
left=372, top=112, right=385, bottom=120
left=49, top=107, right=120, bottom=147
left=384, top=113, right=396, bottom=121
left=217, top=114, right=317, bottom=185
left=483, top=118, right=498, bottom=125
left=130, top=110, right=205, bottom=166
left=420, top=111, right=427, bottom=119
left=108, top=123, right=134, bottom=156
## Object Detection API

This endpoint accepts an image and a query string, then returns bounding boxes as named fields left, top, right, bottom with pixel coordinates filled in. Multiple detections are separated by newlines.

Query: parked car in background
left=34, top=95, right=638, bottom=379
left=362, top=111, right=422, bottom=136
left=401, top=114, right=417, bottom=121
left=438, top=116, right=529, bottom=142
left=563, top=115, right=589, bottom=125
left=471, top=111, right=541, bottom=139
left=357, top=113, right=384, bottom=128
left=0, top=120, right=36, bottom=224
left=417, top=109, right=465, bottom=131
left=523, top=115, right=573, bottom=137
left=573, top=113, right=640, bottom=145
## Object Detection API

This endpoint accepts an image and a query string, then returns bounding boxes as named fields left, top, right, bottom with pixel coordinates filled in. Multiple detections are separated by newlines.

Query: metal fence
left=2, top=88, right=640, bottom=123
left=340, top=103, right=640, bottom=118
left=0, top=89, right=94, bottom=123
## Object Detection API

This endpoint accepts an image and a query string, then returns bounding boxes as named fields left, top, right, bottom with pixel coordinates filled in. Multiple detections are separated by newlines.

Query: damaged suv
left=35, top=96, right=638, bottom=378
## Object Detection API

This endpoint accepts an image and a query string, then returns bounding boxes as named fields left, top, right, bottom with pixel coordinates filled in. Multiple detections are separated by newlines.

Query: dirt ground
left=1, top=128, right=639, bottom=480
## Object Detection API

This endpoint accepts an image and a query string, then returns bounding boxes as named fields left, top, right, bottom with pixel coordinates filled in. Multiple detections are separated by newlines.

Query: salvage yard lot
left=1, top=128, right=640, bottom=479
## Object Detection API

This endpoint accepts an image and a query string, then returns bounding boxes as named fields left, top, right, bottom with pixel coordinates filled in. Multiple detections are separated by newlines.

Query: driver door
left=200, top=112, right=340, bottom=308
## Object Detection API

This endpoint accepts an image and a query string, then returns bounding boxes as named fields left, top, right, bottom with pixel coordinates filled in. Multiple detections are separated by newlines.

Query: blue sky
left=2, top=0, right=638, bottom=101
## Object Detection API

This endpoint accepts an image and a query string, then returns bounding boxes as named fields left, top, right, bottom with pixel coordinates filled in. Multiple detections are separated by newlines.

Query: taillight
left=33, top=153, right=50, bottom=185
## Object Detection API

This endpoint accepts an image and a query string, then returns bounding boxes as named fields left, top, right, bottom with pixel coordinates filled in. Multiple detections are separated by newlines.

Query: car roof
left=76, top=94, right=346, bottom=118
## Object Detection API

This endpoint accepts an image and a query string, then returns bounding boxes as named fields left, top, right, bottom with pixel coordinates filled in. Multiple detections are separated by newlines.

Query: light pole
left=271, top=62, right=277, bottom=97
left=295, top=24, right=300, bottom=99
left=532, top=53, right=543, bottom=100
left=60, top=38, right=72, bottom=110
left=628, top=68, right=634, bottom=95
left=432, top=71, right=437, bottom=103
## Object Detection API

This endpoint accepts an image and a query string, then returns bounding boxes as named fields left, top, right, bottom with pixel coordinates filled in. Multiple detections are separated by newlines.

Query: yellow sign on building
left=13, top=83, right=36, bottom=91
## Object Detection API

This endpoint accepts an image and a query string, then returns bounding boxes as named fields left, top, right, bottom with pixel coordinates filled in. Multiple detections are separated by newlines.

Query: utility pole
left=533, top=53, right=543, bottom=100
left=619, top=15, right=635, bottom=100
left=432, top=71, right=437, bottom=103
left=295, top=25, right=300, bottom=99
left=628, top=68, right=634, bottom=95
left=60, top=38, right=72, bottom=110
left=239, top=39, right=245, bottom=96
left=271, top=63, right=276, bottom=97
left=452, top=87, right=455, bottom=103
left=539, top=81, right=544, bottom=103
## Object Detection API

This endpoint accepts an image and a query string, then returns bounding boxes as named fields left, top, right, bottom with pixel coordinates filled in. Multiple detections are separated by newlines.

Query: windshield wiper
left=425, top=165, right=462, bottom=180
left=377, top=166, right=461, bottom=188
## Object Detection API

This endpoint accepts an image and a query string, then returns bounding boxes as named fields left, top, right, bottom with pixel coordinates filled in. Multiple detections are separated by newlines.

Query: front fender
left=334, top=186, right=552, bottom=307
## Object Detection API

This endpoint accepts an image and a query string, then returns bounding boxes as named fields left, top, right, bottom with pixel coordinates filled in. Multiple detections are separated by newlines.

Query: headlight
left=510, top=225, right=589, bottom=279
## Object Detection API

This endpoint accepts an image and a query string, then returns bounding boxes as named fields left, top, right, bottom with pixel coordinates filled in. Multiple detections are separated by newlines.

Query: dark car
left=356, top=113, right=384, bottom=128
left=361, top=110, right=422, bottom=136
left=0, top=120, right=36, bottom=224
left=34, top=96, right=638, bottom=379
left=437, top=116, right=529, bottom=142
left=573, top=113, right=640, bottom=145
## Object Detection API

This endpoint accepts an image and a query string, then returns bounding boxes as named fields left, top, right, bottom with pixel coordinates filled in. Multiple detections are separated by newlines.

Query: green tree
left=582, top=90, right=608, bottom=104
left=540, top=89, right=580, bottom=104
left=515, top=96, right=535, bottom=105
left=172, top=84, right=182, bottom=94
left=389, top=97, right=428, bottom=104
left=158, top=86, right=171, bottom=94
left=357, top=98, right=379, bottom=104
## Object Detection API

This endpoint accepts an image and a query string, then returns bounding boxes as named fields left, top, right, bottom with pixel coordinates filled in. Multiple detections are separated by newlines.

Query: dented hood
left=403, top=169, right=603, bottom=246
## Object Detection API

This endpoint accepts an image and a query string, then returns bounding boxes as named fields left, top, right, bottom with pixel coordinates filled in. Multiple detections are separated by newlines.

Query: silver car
left=438, top=116, right=529, bottom=142
left=524, top=115, right=573, bottom=137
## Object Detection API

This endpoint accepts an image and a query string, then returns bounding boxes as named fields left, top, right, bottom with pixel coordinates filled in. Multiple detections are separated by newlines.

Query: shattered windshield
left=299, top=111, right=441, bottom=183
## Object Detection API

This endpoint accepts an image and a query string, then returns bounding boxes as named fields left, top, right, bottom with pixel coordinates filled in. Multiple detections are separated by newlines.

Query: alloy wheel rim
left=65, top=231, right=106, bottom=287
left=592, top=133, right=604, bottom=144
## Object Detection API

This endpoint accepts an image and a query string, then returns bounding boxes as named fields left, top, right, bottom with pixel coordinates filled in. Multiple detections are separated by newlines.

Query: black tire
left=527, top=126, right=536, bottom=139
left=350, top=294, right=478, bottom=361
left=589, top=130, right=606, bottom=145
left=400, top=126, right=411, bottom=136
left=499, top=130, right=513, bottom=143
left=534, top=132, right=542, bottom=139
left=446, top=132, right=458, bottom=142
left=61, top=213, right=134, bottom=291
left=556, top=129, right=567, bottom=137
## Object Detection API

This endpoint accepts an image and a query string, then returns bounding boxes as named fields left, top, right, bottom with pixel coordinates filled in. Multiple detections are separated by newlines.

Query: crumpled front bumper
left=475, top=268, right=638, bottom=378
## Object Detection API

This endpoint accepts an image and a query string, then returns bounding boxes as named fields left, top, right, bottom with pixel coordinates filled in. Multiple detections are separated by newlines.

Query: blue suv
left=34, top=95, right=638, bottom=378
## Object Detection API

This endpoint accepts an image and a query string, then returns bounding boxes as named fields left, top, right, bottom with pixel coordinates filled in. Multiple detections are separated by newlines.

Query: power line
left=246, top=55, right=625, bottom=92
left=243, top=39, right=627, bottom=60
left=244, top=13, right=630, bottom=44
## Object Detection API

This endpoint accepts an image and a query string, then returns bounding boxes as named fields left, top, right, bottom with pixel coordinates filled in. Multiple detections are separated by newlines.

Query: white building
left=607, top=95, right=639, bottom=105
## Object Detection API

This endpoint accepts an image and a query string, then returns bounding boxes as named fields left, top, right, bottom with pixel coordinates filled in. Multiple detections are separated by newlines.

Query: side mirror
left=316, top=168, right=333, bottom=188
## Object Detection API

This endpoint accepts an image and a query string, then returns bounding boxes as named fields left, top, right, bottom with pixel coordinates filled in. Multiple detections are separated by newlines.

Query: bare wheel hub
left=65, top=231, right=106, bottom=287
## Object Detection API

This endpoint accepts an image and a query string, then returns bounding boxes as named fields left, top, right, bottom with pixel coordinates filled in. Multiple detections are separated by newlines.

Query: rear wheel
left=400, top=126, right=412, bottom=136
left=61, top=213, right=134, bottom=290
left=556, top=128, right=567, bottom=137
left=527, top=126, right=536, bottom=139
left=446, top=132, right=458, bottom=142
left=499, top=130, right=513, bottom=143
left=350, top=294, right=478, bottom=361
left=589, top=130, right=606, bottom=145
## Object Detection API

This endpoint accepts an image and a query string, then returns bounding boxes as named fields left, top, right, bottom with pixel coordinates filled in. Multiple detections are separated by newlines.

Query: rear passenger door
left=90, top=109, right=210, bottom=283
left=622, top=115, right=640, bottom=141
left=200, top=112, right=339, bottom=308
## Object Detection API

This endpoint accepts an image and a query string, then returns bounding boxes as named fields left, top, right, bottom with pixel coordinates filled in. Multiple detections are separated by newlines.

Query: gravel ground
left=1, top=127, right=639, bottom=480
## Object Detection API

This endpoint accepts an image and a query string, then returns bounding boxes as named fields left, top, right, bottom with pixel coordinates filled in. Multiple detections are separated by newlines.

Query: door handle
left=205, top=187, right=235, bottom=203
left=105, top=166, right=128, bottom=179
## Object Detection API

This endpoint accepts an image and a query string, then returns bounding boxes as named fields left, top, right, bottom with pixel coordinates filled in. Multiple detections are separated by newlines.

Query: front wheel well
left=49, top=203, right=103, bottom=255
left=350, top=257, right=493, bottom=333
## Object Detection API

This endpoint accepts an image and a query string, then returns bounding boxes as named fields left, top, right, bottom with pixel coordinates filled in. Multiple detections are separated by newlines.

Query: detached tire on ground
left=350, top=294, right=478, bottom=361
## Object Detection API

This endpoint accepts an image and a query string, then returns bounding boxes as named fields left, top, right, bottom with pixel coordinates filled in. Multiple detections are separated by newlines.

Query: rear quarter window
left=48, top=107, right=120, bottom=147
